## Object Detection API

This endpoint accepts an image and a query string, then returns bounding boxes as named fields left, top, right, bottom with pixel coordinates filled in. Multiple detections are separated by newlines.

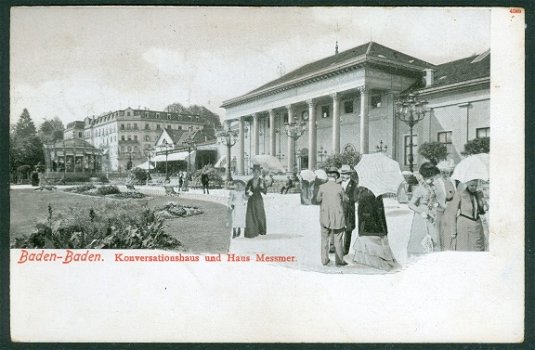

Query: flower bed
left=154, top=202, right=203, bottom=219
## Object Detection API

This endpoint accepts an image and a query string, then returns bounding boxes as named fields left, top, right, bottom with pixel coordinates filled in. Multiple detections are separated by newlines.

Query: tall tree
left=10, top=109, right=45, bottom=175
left=14, top=108, right=37, bottom=138
left=38, top=117, right=65, bottom=143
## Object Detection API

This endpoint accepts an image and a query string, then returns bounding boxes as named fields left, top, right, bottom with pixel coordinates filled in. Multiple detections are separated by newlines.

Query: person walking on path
left=352, top=187, right=399, bottom=271
left=201, top=171, right=210, bottom=194
left=315, top=167, right=347, bottom=266
left=339, top=165, right=359, bottom=255
left=244, top=164, right=267, bottom=238
left=447, top=179, right=488, bottom=251
left=407, top=162, right=446, bottom=256
left=178, top=172, right=184, bottom=192
left=228, top=180, right=248, bottom=238
left=280, top=175, right=294, bottom=194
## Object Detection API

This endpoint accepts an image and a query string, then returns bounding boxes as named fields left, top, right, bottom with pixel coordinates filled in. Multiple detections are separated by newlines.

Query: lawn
left=10, top=189, right=231, bottom=253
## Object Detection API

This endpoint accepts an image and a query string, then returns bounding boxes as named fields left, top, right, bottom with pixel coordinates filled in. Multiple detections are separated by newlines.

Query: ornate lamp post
left=395, top=93, right=429, bottom=172
left=182, top=127, right=197, bottom=176
left=317, top=146, right=328, bottom=165
left=162, top=142, right=175, bottom=182
left=216, top=127, right=238, bottom=182
left=376, top=140, right=388, bottom=153
left=284, top=116, right=306, bottom=174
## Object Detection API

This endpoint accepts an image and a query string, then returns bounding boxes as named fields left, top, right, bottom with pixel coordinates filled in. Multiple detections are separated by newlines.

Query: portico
left=221, top=42, right=430, bottom=174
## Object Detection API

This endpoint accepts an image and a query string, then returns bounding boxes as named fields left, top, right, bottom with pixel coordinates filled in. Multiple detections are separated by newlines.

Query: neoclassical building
left=64, top=108, right=207, bottom=171
left=221, top=41, right=490, bottom=174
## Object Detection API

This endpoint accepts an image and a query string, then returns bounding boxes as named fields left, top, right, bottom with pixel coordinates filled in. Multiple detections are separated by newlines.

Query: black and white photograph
left=8, top=6, right=524, bottom=343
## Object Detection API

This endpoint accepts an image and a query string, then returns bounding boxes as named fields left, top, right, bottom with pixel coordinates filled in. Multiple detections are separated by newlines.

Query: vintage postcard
left=9, top=6, right=524, bottom=343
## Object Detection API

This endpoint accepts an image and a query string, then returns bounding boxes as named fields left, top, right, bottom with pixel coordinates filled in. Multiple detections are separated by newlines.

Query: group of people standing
left=226, top=160, right=489, bottom=270
left=407, top=162, right=488, bottom=255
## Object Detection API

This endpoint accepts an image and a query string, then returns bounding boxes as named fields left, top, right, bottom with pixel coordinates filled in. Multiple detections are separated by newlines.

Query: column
left=359, top=86, right=370, bottom=154
left=331, top=93, right=340, bottom=154
left=269, top=109, right=276, bottom=156
left=286, top=105, right=294, bottom=173
left=238, top=117, right=245, bottom=175
left=253, top=113, right=259, bottom=155
left=307, top=99, right=317, bottom=170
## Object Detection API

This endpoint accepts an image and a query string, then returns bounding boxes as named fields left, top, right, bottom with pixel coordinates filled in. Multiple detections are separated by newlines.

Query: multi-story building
left=221, top=41, right=490, bottom=174
left=64, top=107, right=210, bottom=171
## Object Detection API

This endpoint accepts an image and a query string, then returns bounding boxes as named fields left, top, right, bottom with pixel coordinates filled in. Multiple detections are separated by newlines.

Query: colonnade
left=231, top=86, right=371, bottom=175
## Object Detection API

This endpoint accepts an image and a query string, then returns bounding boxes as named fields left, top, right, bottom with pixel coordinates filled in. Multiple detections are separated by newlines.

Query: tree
left=38, top=117, right=65, bottom=143
left=165, top=103, right=222, bottom=127
left=462, top=137, right=489, bottom=156
left=10, top=109, right=45, bottom=177
left=323, top=149, right=361, bottom=169
left=418, top=141, right=448, bottom=165
left=14, top=108, right=37, bottom=138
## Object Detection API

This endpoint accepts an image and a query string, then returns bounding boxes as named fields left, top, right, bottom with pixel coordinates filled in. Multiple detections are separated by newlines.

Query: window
left=371, top=95, right=382, bottom=108
left=156, top=113, right=160, bottom=119
left=167, top=125, right=171, bottom=129
left=476, top=127, right=490, bottom=138
left=283, top=113, right=289, bottom=124
left=321, top=106, right=330, bottom=118
left=127, top=123, right=131, bottom=130
left=156, top=124, right=161, bottom=129
left=437, top=131, right=453, bottom=144
left=134, top=135, right=138, bottom=141
left=145, top=112, right=149, bottom=118
left=78, top=132, right=82, bottom=138
left=133, top=124, right=138, bottom=130
left=344, top=100, right=353, bottom=113
left=167, top=114, right=171, bottom=119
left=145, top=123, right=150, bottom=130
left=404, top=134, right=418, bottom=166
left=178, top=126, right=182, bottom=130
left=127, top=146, right=131, bottom=152
left=121, top=136, right=125, bottom=141
left=127, top=112, right=131, bottom=116
left=145, top=135, right=150, bottom=141
left=121, top=124, right=125, bottom=130
left=127, top=135, right=132, bottom=141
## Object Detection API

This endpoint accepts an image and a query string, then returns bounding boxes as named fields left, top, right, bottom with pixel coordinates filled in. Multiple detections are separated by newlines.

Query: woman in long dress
left=437, top=167, right=458, bottom=250
left=352, top=187, right=399, bottom=271
left=244, top=164, right=267, bottom=238
left=447, top=179, right=487, bottom=251
left=407, top=162, right=445, bottom=255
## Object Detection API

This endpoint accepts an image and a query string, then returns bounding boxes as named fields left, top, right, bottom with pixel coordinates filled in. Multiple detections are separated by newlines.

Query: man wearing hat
left=340, top=165, right=359, bottom=255
left=315, top=166, right=347, bottom=266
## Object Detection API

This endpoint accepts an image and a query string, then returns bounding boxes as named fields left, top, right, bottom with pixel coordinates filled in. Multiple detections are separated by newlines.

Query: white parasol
left=251, top=155, right=285, bottom=174
left=300, top=169, right=316, bottom=182
left=451, top=153, right=489, bottom=183
left=314, top=169, right=328, bottom=181
left=354, top=153, right=405, bottom=196
left=436, top=159, right=455, bottom=171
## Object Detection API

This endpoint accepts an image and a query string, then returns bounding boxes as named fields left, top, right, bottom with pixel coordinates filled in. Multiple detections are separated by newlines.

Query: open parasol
left=299, top=169, right=316, bottom=182
left=251, top=155, right=285, bottom=174
left=451, top=153, right=489, bottom=183
left=354, top=153, right=405, bottom=196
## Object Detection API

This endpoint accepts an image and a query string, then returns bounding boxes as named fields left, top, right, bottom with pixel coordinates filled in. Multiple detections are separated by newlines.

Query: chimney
left=425, top=68, right=434, bottom=87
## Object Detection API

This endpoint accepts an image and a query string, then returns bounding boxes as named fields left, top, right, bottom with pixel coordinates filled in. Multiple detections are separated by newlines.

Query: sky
left=10, top=6, right=491, bottom=127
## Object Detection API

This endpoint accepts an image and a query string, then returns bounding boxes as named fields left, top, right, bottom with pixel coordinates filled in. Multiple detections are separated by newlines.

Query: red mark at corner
left=510, top=8, right=522, bottom=13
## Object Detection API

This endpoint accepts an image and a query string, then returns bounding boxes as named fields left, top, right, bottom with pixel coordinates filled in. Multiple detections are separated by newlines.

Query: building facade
left=64, top=108, right=208, bottom=171
left=221, top=41, right=490, bottom=174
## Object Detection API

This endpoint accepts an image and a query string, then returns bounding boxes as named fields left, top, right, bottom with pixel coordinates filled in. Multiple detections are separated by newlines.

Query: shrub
left=96, top=185, right=121, bottom=196
left=130, top=168, right=149, bottom=184
left=323, top=149, right=361, bottom=169
left=462, top=137, right=490, bottom=156
left=63, top=173, right=92, bottom=183
left=418, top=141, right=448, bottom=165
left=11, top=201, right=183, bottom=250
left=192, top=165, right=224, bottom=188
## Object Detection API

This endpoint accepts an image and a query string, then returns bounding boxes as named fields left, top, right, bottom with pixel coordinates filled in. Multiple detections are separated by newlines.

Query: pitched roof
left=429, top=50, right=490, bottom=88
left=240, top=41, right=435, bottom=97
left=52, top=138, right=99, bottom=150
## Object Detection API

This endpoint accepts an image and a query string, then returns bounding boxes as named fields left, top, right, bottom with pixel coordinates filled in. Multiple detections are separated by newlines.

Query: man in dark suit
left=201, top=172, right=210, bottom=194
left=340, top=165, right=359, bottom=255
left=315, top=167, right=347, bottom=266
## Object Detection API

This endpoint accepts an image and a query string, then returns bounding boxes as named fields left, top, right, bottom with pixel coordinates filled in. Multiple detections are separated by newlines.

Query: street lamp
left=395, top=93, right=429, bottom=172
left=162, top=142, right=174, bottom=182
left=376, top=140, right=388, bottom=153
left=318, top=146, right=328, bottom=164
left=284, top=116, right=306, bottom=174
left=182, top=130, right=196, bottom=176
left=216, top=127, right=238, bottom=182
